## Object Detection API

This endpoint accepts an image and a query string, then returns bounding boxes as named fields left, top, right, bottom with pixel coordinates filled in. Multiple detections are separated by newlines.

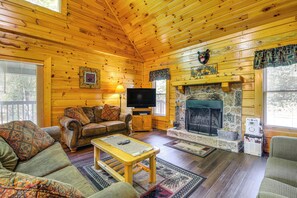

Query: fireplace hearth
left=185, top=100, right=223, bottom=136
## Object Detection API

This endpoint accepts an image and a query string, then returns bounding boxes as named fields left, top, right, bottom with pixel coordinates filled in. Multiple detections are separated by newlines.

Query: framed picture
left=79, top=67, right=100, bottom=88
left=190, top=63, right=218, bottom=79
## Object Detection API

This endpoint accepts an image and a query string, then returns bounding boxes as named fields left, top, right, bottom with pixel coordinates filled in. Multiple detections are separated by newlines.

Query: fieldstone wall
left=175, top=83, right=242, bottom=136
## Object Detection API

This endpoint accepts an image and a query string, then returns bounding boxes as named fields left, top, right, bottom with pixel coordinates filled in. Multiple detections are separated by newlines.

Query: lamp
left=115, top=84, right=125, bottom=110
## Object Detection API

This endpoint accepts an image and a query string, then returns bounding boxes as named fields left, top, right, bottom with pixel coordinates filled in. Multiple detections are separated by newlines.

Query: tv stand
left=132, top=108, right=152, bottom=132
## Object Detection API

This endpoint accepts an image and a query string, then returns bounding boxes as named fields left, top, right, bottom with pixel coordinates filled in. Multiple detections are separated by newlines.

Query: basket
left=217, top=129, right=238, bottom=141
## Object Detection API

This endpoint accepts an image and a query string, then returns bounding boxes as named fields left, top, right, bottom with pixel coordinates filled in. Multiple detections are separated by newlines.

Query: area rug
left=164, top=139, right=216, bottom=158
left=79, top=156, right=205, bottom=198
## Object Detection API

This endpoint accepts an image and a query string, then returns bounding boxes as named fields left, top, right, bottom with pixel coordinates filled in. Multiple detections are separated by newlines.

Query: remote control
left=117, top=140, right=130, bottom=145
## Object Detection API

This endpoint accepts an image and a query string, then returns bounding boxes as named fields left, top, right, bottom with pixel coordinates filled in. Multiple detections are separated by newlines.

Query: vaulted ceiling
left=105, top=0, right=297, bottom=60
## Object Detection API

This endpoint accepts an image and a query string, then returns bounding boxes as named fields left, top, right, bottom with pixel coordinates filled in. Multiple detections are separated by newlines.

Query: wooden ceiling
left=105, top=0, right=297, bottom=60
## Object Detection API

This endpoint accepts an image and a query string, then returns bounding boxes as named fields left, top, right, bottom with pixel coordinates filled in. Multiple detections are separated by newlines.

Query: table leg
left=149, top=155, right=156, bottom=183
left=124, top=165, right=133, bottom=184
left=94, top=147, right=100, bottom=170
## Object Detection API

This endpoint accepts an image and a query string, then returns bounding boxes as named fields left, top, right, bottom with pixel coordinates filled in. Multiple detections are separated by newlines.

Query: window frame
left=153, top=79, right=169, bottom=118
left=8, top=0, right=67, bottom=19
left=263, top=66, right=297, bottom=130
left=0, top=56, right=52, bottom=127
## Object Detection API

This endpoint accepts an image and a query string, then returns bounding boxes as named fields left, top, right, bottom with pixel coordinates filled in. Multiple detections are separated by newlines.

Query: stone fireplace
left=175, top=83, right=242, bottom=136
left=185, top=100, right=223, bottom=136
left=168, top=83, right=243, bottom=153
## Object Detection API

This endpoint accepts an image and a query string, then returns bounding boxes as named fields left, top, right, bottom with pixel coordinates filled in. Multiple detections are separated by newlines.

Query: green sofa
left=257, top=136, right=297, bottom=198
left=0, top=126, right=138, bottom=198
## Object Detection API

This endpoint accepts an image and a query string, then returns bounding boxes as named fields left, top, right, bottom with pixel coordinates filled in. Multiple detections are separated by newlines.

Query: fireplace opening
left=185, top=100, right=223, bottom=136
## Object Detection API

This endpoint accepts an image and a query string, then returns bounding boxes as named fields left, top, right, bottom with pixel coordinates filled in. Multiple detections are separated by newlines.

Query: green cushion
left=0, top=137, right=18, bottom=171
left=88, top=182, right=139, bottom=198
left=15, top=142, right=71, bottom=177
left=257, top=191, right=287, bottom=198
left=265, top=157, right=297, bottom=187
left=0, top=161, right=4, bottom=169
left=259, top=178, right=297, bottom=198
left=45, top=165, right=96, bottom=197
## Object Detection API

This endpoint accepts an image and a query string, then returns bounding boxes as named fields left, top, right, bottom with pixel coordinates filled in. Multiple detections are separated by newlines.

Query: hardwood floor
left=66, top=130, right=267, bottom=198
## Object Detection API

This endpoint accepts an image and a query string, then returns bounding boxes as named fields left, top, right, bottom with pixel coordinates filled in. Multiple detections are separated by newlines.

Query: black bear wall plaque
left=197, top=49, right=210, bottom=64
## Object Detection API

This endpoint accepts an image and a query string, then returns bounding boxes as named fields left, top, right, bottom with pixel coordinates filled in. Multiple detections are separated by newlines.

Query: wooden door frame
left=0, top=55, right=52, bottom=127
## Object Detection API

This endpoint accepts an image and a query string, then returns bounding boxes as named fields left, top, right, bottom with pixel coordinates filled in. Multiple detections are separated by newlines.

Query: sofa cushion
left=82, top=107, right=96, bottom=123
left=0, top=137, right=18, bottom=171
left=100, top=121, right=126, bottom=132
left=0, top=120, right=55, bottom=161
left=0, top=168, right=84, bottom=198
left=65, top=107, right=90, bottom=125
left=257, top=191, right=288, bottom=198
left=88, top=182, right=138, bottom=198
left=15, top=142, right=71, bottom=177
left=45, top=165, right=96, bottom=197
left=81, top=123, right=107, bottom=137
left=101, top=104, right=120, bottom=121
left=93, top=106, right=104, bottom=122
left=265, top=157, right=297, bottom=187
left=259, top=178, right=297, bottom=198
left=0, top=162, right=4, bottom=169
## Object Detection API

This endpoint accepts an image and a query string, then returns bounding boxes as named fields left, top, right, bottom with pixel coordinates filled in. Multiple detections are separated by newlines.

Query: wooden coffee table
left=91, top=134, right=160, bottom=184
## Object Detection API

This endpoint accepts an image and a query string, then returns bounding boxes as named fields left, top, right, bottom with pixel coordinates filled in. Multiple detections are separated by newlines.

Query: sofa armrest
left=41, top=126, right=61, bottom=142
left=120, top=113, right=132, bottom=132
left=270, top=136, right=297, bottom=161
left=88, top=182, right=139, bottom=198
left=60, top=116, right=82, bottom=151
left=60, top=116, right=82, bottom=132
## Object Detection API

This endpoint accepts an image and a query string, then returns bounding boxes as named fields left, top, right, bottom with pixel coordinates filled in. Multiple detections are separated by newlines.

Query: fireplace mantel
left=171, top=75, right=243, bottom=93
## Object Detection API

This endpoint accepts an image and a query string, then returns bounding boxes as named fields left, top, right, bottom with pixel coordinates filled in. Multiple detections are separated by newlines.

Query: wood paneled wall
left=0, top=0, right=142, bottom=59
left=0, top=0, right=143, bottom=126
left=143, top=16, right=297, bottom=138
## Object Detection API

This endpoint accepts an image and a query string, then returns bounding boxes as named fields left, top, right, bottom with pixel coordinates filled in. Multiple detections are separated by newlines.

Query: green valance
left=149, top=68, right=170, bottom=82
left=254, top=44, right=297, bottom=69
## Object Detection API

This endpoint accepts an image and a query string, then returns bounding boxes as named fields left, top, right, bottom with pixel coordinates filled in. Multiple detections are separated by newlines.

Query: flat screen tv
left=127, top=88, right=156, bottom=108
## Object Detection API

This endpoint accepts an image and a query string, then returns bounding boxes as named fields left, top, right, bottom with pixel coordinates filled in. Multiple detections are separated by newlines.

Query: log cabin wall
left=0, top=0, right=144, bottom=126
left=143, top=16, right=297, bottom=151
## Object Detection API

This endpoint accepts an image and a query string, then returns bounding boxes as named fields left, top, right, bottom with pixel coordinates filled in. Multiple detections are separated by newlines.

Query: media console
left=132, top=108, right=152, bottom=132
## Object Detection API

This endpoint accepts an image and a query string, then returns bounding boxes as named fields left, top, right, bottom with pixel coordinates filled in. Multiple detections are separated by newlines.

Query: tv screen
left=127, top=88, right=156, bottom=108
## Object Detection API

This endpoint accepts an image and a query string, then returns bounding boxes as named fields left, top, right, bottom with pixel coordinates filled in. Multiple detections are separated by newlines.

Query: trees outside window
left=153, top=79, right=166, bottom=116
left=0, top=61, right=37, bottom=124
left=264, top=64, right=297, bottom=129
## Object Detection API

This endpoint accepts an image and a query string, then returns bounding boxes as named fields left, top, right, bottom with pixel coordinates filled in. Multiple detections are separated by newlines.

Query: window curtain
left=149, top=68, right=170, bottom=82
left=254, top=44, right=297, bottom=69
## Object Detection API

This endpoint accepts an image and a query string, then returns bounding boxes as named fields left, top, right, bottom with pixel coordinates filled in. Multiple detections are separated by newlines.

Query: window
left=153, top=79, right=166, bottom=116
left=264, top=64, right=297, bottom=129
left=0, top=60, right=40, bottom=124
left=24, top=0, right=61, bottom=12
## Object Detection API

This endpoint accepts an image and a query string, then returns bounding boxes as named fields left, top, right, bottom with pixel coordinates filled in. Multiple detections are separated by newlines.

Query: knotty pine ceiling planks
left=105, top=0, right=297, bottom=59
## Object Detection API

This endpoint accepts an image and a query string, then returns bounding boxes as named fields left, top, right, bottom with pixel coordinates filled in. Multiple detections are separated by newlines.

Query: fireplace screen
left=185, top=100, right=223, bottom=136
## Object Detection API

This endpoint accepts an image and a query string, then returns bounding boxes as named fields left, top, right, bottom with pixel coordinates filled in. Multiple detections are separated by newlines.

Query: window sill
left=153, top=115, right=167, bottom=121
left=264, top=126, right=297, bottom=137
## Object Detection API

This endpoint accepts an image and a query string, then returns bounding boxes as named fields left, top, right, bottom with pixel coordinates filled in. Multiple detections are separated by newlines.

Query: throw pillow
left=82, top=107, right=95, bottom=123
left=101, top=104, right=120, bottom=121
left=0, top=169, right=84, bottom=198
left=65, top=107, right=90, bottom=125
left=0, top=121, right=55, bottom=161
left=93, top=106, right=103, bottom=122
left=0, top=137, right=18, bottom=171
